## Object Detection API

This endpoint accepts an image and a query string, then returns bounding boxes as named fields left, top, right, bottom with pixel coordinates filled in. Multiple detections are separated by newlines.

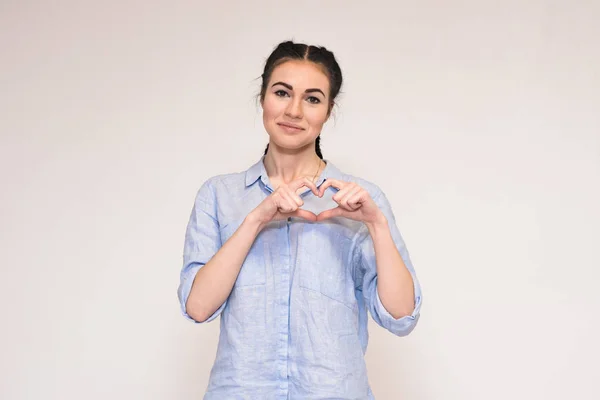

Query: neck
left=263, top=142, right=322, bottom=185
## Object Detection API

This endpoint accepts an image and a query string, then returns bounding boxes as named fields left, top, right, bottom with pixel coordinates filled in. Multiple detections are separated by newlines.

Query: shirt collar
left=245, top=156, right=342, bottom=189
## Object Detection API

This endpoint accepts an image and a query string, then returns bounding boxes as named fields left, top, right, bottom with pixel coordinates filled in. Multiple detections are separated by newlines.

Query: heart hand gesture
left=316, top=179, right=385, bottom=225
left=251, top=177, right=319, bottom=225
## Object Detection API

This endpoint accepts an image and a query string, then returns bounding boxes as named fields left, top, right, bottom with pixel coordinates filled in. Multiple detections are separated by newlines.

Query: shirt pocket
left=220, top=220, right=267, bottom=287
left=296, top=222, right=357, bottom=311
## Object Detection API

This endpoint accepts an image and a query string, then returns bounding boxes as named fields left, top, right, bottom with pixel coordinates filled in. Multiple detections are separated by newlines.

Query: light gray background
left=1, top=1, right=599, bottom=399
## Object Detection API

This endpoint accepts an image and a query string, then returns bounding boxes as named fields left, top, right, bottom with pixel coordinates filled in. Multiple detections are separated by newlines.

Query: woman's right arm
left=184, top=177, right=319, bottom=323
left=185, top=212, right=264, bottom=322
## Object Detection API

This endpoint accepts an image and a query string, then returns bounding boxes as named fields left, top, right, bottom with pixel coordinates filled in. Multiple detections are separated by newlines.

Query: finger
left=274, top=192, right=295, bottom=213
left=340, top=186, right=363, bottom=209
left=316, top=206, right=346, bottom=221
left=318, top=178, right=347, bottom=197
left=290, top=208, right=318, bottom=222
left=333, top=183, right=358, bottom=204
left=289, top=177, right=319, bottom=196
left=271, top=192, right=287, bottom=213
left=281, top=187, right=304, bottom=207
left=278, top=190, right=300, bottom=212
left=346, top=190, right=365, bottom=210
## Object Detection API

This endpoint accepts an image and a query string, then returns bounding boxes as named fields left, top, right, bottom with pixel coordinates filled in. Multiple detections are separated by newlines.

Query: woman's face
left=262, top=60, right=330, bottom=153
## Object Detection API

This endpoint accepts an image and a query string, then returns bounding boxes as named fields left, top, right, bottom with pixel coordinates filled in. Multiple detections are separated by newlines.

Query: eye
left=274, top=90, right=289, bottom=97
left=306, top=96, right=321, bottom=104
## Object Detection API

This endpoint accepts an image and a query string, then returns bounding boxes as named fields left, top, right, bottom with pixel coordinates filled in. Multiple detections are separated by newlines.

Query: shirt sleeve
left=354, top=189, right=423, bottom=337
left=177, top=178, right=227, bottom=323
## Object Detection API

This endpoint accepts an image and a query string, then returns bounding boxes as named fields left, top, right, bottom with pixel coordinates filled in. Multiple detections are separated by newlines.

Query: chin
left=268, top=134, right=313, bottom=152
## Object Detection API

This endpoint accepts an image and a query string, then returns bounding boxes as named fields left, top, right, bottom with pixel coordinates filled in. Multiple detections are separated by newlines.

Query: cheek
left=262, top=96, right=284, bottom=121
left=306, top=107, right=329, bottom=128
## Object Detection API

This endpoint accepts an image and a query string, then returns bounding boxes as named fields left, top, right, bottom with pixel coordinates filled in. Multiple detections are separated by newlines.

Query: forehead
left=269, top=60, right=330, bottom=95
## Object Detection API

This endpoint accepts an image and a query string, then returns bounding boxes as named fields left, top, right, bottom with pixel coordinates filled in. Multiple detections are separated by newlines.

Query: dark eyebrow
left=305, top=88, right=326, bottom=97
left=271, top=81, right=326, bottom=97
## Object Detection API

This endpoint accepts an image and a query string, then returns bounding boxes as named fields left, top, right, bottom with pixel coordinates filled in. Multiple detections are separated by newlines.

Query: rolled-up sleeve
left=177, top=178, right=226, bottom=323
left=354, top=190, right=422, bottom=336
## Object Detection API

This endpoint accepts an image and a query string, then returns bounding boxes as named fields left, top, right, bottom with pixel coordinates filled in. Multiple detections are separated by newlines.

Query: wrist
left=244, top=211, right=267, bottom=233
left=365, top=212, right=388, bottom=233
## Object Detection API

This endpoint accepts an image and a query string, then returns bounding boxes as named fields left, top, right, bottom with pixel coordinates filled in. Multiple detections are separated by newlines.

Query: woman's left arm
left=363, top=213, right=416, bottom=318
left=317, top=179, right=422, bottom=335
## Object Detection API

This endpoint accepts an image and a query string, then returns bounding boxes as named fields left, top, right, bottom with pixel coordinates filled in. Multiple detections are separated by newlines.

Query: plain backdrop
left=1, top=1, right=599, bottom=399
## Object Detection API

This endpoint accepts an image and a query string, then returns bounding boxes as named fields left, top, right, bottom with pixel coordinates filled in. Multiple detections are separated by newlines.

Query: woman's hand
left=316, top=179, right=386, bottom=225
left=249, top=177, right=320, bottom=226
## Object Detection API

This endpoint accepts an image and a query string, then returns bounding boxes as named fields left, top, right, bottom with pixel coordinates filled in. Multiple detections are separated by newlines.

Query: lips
left=277, top=122, right=304, bottom=131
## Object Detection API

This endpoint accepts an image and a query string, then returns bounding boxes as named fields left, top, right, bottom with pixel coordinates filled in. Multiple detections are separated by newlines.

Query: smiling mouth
left=278, top=123, right=304, bottom=131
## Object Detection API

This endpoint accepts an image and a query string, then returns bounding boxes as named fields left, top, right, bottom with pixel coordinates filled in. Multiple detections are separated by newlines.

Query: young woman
left=178, top=40, right=422, bottom=399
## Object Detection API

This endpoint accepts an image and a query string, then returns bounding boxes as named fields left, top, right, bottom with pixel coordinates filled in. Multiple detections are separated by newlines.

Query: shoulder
left=189, top=171, right=247, bottom=218
left=194, top=170, right=246, bottom=197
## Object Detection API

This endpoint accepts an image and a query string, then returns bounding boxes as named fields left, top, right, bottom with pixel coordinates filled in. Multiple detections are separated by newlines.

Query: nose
left=285, top=97, right=303, bottom=119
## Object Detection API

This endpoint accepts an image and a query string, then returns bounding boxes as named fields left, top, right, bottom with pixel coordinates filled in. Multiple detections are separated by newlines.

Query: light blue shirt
left=178, top=157, right=422, bottom=399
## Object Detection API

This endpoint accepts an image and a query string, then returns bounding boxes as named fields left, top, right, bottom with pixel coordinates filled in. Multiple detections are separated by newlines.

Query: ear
left=326, top=101, right=334, bottom=119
